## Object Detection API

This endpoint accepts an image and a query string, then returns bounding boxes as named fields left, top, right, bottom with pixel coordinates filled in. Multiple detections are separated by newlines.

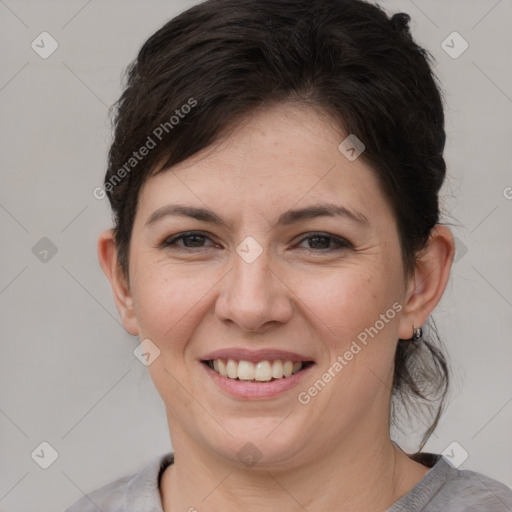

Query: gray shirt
left=65, top=452, right=512, bottom=511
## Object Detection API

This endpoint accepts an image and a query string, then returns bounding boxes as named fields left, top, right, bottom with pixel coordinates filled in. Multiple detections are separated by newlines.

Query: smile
left=199, top=348, right=315, bottom=399
left=204, top=359, right=312, bottom=382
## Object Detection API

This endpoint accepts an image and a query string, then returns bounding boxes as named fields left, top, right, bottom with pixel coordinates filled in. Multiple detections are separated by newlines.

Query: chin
left=204, top=416, right=312, bottom=469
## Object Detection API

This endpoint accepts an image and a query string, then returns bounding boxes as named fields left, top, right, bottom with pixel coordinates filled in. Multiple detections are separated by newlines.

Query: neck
left=160, top=424, right=429, bottom=512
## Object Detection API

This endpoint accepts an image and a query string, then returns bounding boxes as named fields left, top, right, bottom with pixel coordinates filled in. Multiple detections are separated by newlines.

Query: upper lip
left=201, top=348, right=315, bottom=363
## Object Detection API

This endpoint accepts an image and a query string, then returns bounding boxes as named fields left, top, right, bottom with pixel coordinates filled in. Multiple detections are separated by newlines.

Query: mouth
left=199, top=348, right=315, bottom=399
left=201, top=358, right=314, bottom=382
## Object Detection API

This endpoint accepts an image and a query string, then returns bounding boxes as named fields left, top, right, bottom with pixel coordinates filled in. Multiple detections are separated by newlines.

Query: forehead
left=136, top=104, right=391, bottom=224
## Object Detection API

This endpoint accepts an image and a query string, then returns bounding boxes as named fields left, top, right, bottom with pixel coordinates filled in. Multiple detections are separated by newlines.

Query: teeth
left=226, top=359, right=238, bottom=379
left=218, top=359, right=227, bottom=377
left=209, top=359, right=305, bottom=381
left=238, top=360, right=255, bottom=380
left=271, top=360, right=283, bottom=378
left=255, top=361, right=272, bottom=381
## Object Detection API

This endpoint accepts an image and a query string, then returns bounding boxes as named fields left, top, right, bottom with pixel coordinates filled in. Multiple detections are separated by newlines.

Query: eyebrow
left=144, top=202, right=370, bottom=229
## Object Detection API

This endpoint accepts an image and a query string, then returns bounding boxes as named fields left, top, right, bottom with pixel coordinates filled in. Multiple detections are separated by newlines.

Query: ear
left=97, top=229, right=139, bottom=336
left=398, top=225, right=455, bottom=340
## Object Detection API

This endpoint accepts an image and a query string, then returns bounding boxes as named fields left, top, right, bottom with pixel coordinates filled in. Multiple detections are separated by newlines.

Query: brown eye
left=296, top=232, right=352, bottom=251
left=162, top=231, right=216, bottom=249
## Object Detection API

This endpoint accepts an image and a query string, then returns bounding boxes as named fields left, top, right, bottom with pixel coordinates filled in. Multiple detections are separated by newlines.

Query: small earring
left=412, top=326, right=423, bottom=343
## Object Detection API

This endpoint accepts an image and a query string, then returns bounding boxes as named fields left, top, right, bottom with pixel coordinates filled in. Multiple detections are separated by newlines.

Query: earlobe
left=97, top=230, right=140, bottom=336
left=398, top=225, right=455, bottom=340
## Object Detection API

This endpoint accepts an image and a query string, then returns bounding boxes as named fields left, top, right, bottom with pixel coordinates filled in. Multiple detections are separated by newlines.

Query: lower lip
left=201, top=362, right=314, bottom=400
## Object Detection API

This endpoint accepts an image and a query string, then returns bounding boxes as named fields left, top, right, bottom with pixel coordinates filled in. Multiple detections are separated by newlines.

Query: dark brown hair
left=104, top=0, right=449, bottom=449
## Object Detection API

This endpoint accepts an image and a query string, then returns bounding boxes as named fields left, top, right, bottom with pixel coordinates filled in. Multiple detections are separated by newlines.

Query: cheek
left=295, top=259, right=403, bottom=405
left=297, top=263, right=401, bottom=348
left=130, top=264, right=217, bottom=409
left=130, top=262, right=215, bottom=348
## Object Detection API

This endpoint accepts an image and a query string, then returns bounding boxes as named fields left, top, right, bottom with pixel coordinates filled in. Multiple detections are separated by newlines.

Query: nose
left=214, top=248, right=293, bottom=334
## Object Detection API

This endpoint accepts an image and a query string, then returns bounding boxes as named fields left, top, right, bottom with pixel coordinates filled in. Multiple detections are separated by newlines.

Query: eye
left=161, top=231, right=218, bottom=250
left=160, top=231, right=352, bottom=253
left=295, top=232, right=352, bottom=252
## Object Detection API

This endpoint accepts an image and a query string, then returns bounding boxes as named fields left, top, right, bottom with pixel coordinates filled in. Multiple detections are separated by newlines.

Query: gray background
left=0, top=0, right=511, bottom=510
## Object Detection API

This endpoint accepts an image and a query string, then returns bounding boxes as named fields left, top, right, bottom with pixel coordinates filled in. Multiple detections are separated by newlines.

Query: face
left=117, top=104, right=416, bottom=468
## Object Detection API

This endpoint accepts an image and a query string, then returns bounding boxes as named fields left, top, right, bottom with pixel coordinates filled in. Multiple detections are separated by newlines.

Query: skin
left=98, top=103, right=455, bottom=512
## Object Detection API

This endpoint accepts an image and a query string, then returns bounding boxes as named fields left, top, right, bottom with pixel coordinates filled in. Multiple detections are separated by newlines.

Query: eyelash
left=160, top=231, right=352, bottom=253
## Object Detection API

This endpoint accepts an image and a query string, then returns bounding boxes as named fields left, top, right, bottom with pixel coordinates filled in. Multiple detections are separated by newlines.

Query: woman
left=66, top=0, right=512, bottom=510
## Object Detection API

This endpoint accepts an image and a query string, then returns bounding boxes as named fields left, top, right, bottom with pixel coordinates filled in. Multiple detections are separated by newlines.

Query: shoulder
left=64, top=472, right=134, bottom=512
left=64, top=452, right=174, bottom=512
left=429, top=462, right=512, bottom=511
left=389, top=453, right=512, bottom=512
